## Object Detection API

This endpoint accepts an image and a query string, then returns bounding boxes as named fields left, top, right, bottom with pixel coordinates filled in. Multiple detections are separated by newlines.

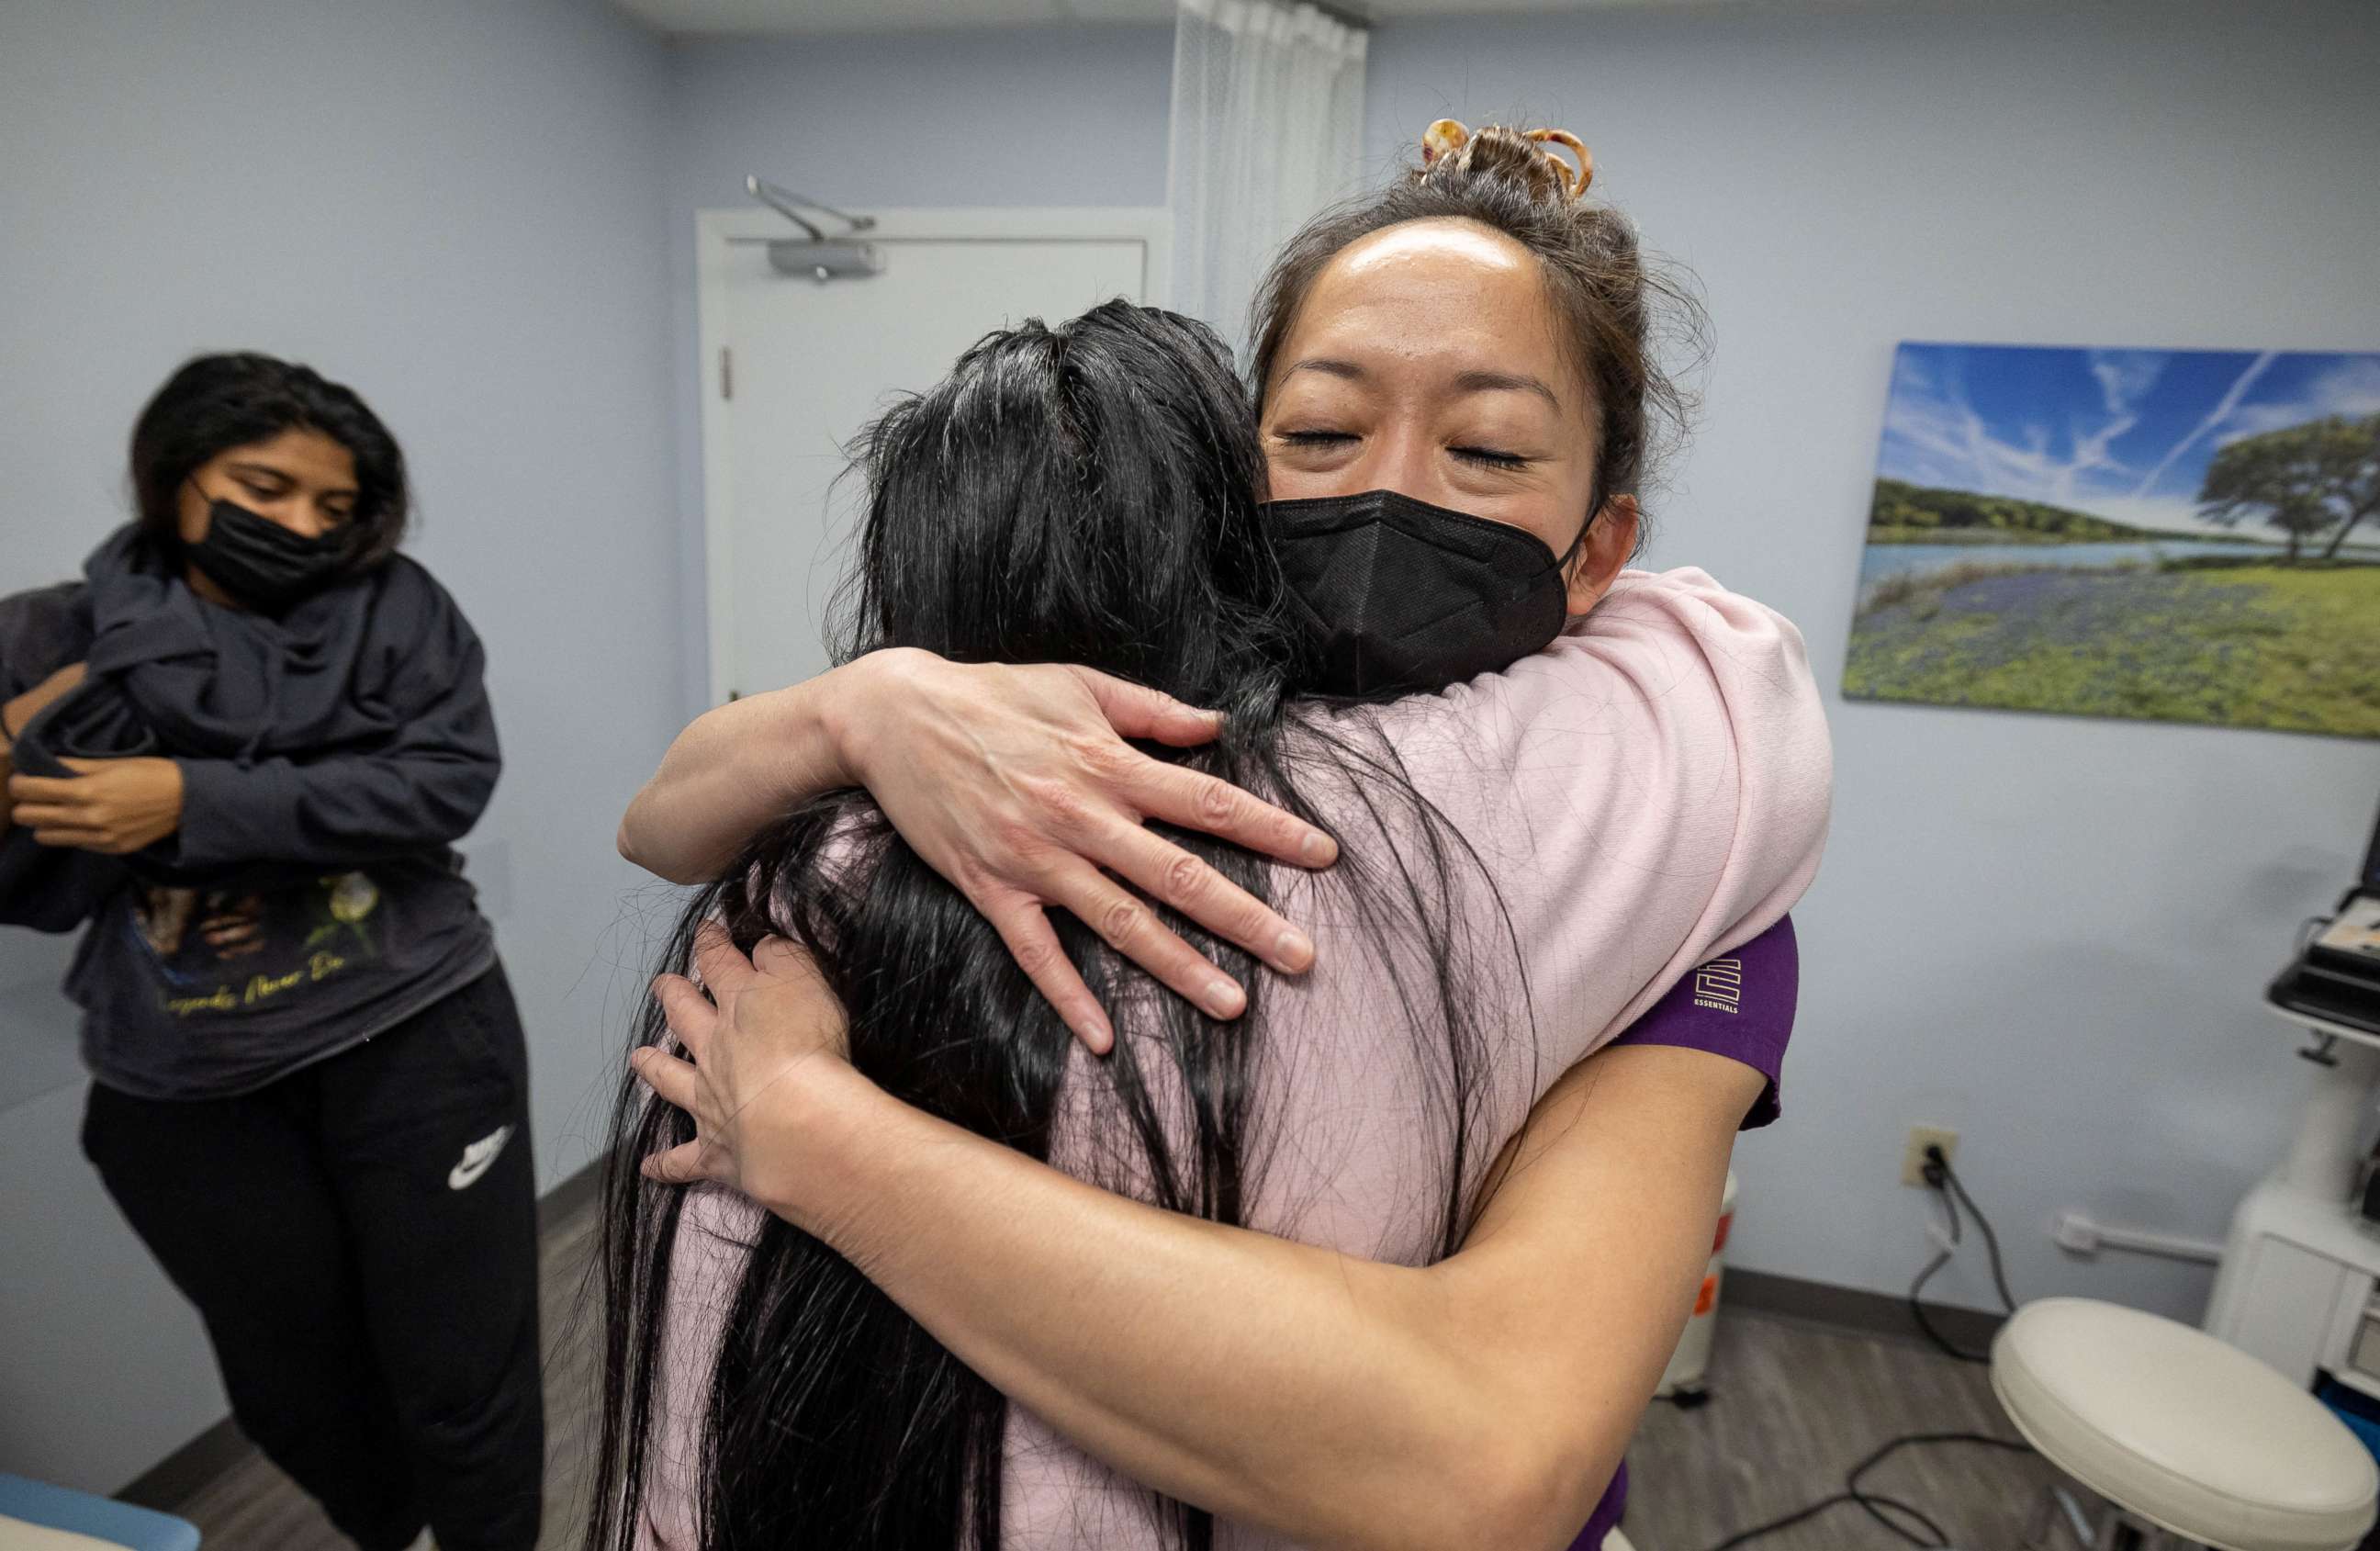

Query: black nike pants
left=83, top=964, right=544, bottom=1551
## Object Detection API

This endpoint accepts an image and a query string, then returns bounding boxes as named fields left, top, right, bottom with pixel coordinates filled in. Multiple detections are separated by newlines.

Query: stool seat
left=1992, top=1298, right=2378, bottom=1551
left=0, top=1477, right=198, bottom=1551
left=1, top=1518, right=129, bottom=1551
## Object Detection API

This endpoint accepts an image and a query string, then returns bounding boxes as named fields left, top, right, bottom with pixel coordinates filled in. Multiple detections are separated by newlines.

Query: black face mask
left=185, top=489, right=347, bottom=611
left=1266, top=489, right=1572, bottom=700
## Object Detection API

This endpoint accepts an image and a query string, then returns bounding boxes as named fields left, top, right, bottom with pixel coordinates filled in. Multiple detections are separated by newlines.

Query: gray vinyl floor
left=163, top=1190, right=2063, bottom=1551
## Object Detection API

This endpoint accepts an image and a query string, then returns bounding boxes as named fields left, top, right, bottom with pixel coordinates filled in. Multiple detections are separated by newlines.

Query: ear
left=1562, top=494, right=1640, bottom=614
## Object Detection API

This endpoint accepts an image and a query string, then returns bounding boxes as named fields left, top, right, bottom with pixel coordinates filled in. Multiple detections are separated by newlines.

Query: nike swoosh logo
left=447, top=1123, right=515, bottom=1191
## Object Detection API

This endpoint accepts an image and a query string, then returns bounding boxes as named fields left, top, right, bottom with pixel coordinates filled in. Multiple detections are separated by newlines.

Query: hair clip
left=1420, top=118, right=1594, bottom=200
left=1525, top=128, right=1594, bottom=199
left=1421, top=118, right=1472, bottom=164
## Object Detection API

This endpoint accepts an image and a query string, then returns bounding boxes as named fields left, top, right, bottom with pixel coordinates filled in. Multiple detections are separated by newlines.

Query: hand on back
left=831, top=648, right=1338, bottom=1054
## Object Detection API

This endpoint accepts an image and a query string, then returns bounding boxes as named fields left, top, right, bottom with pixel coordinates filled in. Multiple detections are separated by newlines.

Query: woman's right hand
left=828, top=649, right=1338, bottom=1054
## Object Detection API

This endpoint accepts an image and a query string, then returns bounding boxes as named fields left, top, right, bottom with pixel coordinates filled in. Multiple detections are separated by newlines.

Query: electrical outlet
left=1901, top=1125, right=1959, bottom=1187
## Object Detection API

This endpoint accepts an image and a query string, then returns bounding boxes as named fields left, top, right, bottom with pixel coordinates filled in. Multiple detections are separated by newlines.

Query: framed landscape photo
left=1844, top=343, right=2380, bottom=737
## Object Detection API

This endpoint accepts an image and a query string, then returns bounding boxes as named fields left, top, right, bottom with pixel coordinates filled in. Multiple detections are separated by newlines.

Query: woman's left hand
left=632, top=922, right=853, bottom=1201
left=8, top=757, right=185, bottom=853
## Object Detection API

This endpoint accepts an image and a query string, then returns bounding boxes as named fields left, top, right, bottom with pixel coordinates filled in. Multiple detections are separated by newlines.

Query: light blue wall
left=665, top=2, right=2380, bottom=1330
left=1368, top=0, right=2380, bottom=1322
left=0, top=0, right=679, bottom=1493
left=659, top=26, right=1176, bottom=711
left=8, top=0, right=2378, bottom=1500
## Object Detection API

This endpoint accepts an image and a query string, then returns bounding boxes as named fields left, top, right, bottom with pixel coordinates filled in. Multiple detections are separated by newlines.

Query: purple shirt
left=1569, top=916, right=1799, bottom=1548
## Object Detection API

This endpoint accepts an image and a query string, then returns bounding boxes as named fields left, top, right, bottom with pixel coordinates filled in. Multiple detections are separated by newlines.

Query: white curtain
left=1166, top=0, right=1368, bottom=360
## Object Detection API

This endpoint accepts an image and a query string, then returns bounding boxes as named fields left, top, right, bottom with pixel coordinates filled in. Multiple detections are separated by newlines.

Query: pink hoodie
left=634, top=568, right=1834, bottom=1549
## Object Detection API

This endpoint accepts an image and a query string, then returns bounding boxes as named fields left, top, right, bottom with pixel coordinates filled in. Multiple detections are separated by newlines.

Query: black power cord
left=1694, top=1150, right=2035, bottom=1549
left=1699, top=1431, right=2036, bottom=1550
left=1907, top=1144, right=2016, bottom=1364
left=1907, top=1183, right=1983, bottom=1364
left=1940, top=1153, right=2017, bottom=1316
left=1702, top=1489, right=1939, bottom=1551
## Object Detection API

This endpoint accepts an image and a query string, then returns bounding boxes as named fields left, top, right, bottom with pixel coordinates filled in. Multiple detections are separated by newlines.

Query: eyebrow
left=1453, top=368, right=1563, bottom=410
left=1283, top=357, right=1563, bottom=410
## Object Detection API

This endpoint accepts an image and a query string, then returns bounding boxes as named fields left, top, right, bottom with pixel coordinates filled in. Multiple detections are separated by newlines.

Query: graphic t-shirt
left=66, top=852, right=494, bottom=1098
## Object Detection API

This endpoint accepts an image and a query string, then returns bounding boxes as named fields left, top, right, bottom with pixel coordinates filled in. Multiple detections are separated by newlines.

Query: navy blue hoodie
left=0, top=527, right=500, bottom=1097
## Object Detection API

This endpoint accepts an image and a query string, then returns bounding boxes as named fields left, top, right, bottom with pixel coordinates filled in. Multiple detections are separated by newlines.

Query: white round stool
left=1992, top=1297, right=2378, bottom=1550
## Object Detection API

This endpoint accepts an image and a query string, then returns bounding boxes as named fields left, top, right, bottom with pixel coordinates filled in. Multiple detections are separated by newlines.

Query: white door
left=697, top=208, right=1170, bottom=703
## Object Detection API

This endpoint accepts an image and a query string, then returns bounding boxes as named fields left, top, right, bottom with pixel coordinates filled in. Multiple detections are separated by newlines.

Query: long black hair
left=589, top=301, right=1521, bottom=1551
left=128, top=352, right=410, bottom=571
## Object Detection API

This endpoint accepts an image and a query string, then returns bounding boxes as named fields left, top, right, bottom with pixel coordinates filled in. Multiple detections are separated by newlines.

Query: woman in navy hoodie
left=0, top=353, right=539, bottom=1551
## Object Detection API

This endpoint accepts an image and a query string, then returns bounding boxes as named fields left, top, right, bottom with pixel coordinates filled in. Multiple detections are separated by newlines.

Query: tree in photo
left=2198, top=414, right=2380, bottom=561
left=2313, top=413, right=2380, bottom=558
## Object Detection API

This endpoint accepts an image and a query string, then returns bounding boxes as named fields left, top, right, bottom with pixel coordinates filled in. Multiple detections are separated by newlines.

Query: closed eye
left=1278, top=430, right=1356, bottom=447
left=1452, top=445, right=1531, bottom=469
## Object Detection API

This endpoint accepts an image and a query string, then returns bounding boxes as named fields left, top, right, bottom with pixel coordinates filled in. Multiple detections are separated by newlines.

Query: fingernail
left=1083, top=1013, right=1113, bottom=1051
left=1202, top=977, right=1245, bottom=1018
left=1272, top=927, right=1313, bottom=970
left=1300, top=833, right=1337, bottom=866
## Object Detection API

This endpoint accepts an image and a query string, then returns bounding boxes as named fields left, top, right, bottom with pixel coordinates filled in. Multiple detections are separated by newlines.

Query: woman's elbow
left=1331, top=1426, right=1607, bottom=1551
left=618, top=803, right=717, bottom=886
left=1458, top=1436, right=1615, bottom=1551
left=617, top=805, right=679, bottom=881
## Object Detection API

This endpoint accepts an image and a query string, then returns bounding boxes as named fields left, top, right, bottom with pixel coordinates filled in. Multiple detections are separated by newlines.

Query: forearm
left=764, top=1066, right=1553, bottom=1551
left=2, top=689, right=37, bottom=745
left=619, top=675, right=854, bottom=884
left=168, top=752, right=490, bottom=870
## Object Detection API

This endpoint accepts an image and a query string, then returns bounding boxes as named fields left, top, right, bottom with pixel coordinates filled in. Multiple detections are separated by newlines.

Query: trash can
left=1656, top=1169, right=1737, bottom=1399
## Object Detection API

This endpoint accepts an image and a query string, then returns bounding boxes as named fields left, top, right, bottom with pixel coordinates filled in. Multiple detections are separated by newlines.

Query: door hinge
left=720, top=345, right=734, bottom=400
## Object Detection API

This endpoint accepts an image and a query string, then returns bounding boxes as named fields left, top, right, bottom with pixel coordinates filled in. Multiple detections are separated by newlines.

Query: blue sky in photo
left=1875, top=343, right=2380, bottom=537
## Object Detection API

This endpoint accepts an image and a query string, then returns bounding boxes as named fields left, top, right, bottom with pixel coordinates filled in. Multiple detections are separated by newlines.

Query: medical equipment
left=2206, top=800, right=2380, bottom=1400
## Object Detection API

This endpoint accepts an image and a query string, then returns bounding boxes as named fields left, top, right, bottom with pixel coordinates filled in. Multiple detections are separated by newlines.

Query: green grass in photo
left=1844, top=559, right=2380, bottom=737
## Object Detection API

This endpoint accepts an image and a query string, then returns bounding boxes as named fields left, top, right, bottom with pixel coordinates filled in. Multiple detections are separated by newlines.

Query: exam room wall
left=0, top=0, right=679, bottom=1493
left=1368, top=0, right=2380, bottom=1322
left=660, top=25, right=1176, bottom=714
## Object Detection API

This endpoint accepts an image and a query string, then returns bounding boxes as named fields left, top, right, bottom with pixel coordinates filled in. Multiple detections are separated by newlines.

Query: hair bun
left=1418, top=118, right=1593, bottom=202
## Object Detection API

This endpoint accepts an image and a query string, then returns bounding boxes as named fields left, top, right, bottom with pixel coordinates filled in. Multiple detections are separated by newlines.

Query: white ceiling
left=616, top=0, right=1165, bottom=33
left=613, top=0, right=1916, bottom=38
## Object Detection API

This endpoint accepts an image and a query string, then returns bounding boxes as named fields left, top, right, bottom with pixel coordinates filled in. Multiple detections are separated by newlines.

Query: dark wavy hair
left=128, top=352, right=410, bottom=572
left=589, top=301, right=1519, bottom=1551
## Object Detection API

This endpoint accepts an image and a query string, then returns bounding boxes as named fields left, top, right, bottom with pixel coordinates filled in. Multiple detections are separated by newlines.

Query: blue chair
left=0, top=1476, right=199, bottom=1551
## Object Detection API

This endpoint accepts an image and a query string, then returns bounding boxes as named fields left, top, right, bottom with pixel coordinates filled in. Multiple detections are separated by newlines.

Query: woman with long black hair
left=610, top=125, right=1824, bottom=1549
left=0, top=354, right=541, bottom=1551
left=599, top=284, right=1824, bottom=1551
